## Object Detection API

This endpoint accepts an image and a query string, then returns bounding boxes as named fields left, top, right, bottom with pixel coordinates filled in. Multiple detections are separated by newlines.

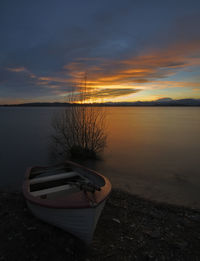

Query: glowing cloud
left=7, top=67, right=27, bottom=73
left=60, top=40, right=200, bottom=103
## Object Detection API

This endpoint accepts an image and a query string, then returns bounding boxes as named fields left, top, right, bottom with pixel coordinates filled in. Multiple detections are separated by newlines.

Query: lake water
left=0, top=107, right=200, bottom=208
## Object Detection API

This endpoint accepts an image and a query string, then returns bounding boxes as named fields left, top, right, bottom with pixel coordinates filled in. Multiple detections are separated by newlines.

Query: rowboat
left=23, top=161, right=111, bottom=243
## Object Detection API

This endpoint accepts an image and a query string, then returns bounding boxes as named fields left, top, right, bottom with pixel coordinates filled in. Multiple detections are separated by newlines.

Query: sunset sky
left=0, top=0, right=200, bottom=104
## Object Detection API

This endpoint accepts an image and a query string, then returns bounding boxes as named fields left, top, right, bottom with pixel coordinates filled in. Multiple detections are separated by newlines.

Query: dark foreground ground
left=0, top=190, right=200, bottom=261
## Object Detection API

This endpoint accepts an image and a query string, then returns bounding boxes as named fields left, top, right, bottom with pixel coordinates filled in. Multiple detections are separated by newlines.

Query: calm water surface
left=0, top=107, right=200, bottom=208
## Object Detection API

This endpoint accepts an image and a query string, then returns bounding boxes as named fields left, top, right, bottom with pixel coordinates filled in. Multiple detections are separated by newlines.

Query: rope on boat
left=68, top=181, right=101, bottom=193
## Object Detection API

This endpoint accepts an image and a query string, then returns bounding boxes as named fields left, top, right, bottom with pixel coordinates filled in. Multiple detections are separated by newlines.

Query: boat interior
left=28, top=166, right=105, bottom=200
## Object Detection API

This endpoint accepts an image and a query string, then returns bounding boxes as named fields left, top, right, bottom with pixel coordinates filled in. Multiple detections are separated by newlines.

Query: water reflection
left=93, top=107, right=200, bottom=208
left=0, top=107, right=200, bottom=208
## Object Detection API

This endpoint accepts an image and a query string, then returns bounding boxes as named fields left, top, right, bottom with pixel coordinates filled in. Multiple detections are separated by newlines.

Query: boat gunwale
left=23, top=161, right=111, bottom=209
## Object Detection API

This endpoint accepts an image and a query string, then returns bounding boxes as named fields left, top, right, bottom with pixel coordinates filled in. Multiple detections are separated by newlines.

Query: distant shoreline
left=1, top=105, right=200, bottom=107
left=1, top=98, right=200, bottom=107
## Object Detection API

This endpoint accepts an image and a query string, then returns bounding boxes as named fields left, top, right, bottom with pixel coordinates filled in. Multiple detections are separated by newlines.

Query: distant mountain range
left=1, top=98, right=200, bottom=107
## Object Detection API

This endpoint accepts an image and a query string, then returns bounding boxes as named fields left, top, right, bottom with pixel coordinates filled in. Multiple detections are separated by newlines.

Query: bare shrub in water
left=51, top=73, right=107, bottom=160
left=51, top=105, right=107, bottom=160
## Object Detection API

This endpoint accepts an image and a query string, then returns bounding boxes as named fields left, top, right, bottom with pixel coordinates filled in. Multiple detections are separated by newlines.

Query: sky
left=0, top=0, right=200, bottom=104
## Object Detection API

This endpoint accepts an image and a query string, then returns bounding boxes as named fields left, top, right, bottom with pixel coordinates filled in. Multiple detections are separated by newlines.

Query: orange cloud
left=38, top=76, right=71, bottom=83
left=6, top=66, right=37, bottom=80
left=63, top=40, right=200, bottom=92
left=7, top=67, right=27, bottom=72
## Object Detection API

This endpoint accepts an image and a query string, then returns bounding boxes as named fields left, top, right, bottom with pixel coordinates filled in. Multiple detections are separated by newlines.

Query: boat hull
left=26, top=198, right=106, bottom=243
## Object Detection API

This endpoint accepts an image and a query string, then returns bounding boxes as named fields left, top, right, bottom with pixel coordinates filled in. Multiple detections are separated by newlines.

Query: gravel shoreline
left=1, top=189, right=200, bottom=261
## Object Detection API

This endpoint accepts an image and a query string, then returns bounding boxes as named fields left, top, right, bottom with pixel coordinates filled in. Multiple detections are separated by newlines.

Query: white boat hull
left=27, top=200, right=106, bottom=243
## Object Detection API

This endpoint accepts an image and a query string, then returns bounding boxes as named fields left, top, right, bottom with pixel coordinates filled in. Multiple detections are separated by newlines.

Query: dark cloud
left=79, top=88, right=141, bottom=101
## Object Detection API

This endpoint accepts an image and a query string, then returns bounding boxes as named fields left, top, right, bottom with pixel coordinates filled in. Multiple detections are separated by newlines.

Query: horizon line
left=1, top=98, right=200, bottom=107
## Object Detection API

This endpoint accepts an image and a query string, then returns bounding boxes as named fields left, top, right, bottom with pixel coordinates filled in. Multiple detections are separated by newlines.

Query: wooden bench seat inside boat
left=30, top=183, right=81, bottom=198
left=29, top=171, right=85, bottom=196
left=29, top=171, right=79, bottom=185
